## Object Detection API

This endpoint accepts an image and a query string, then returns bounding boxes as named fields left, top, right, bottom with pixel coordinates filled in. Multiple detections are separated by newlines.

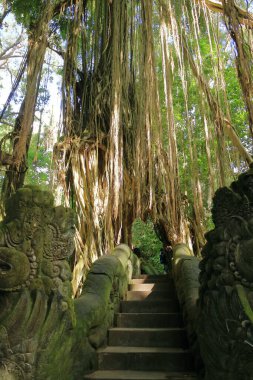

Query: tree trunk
left=1, top=2, right=54, bottom=203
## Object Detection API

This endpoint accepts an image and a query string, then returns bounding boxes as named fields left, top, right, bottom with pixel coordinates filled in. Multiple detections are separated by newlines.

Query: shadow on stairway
left=84, top=274, right=197, bottom=380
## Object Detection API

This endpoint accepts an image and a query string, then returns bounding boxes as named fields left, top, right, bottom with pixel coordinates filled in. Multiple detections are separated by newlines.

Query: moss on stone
left=0, top=185, right=133, bottom=380
left=0, top=247, right=30, bottom=290
left=89, top=255, right=122, bottom=280
left=236, top=284, right=253, bottom=323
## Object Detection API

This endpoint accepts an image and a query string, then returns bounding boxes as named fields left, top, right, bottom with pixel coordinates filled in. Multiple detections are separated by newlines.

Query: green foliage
left=8, top=0, right=43, bottom=28
left=224, top=65, right=248, bottom=134
left=25, top=133, right=53, bottom=187
left=132, top=218, right=163, bottom=273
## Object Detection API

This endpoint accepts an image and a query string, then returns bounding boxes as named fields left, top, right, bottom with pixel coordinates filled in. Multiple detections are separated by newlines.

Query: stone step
left=108, top=327, right=188, bottom=348
left=127, top=290, right=175, bottom=301
left=116, top=312, right=183, bottom=328
left=131, top=275, right=173, bottom=284
left=128, top=283, right=175, bottom=291
left=134, top=275, right=170, bottom=279
left=97, top=346, right=194, bottom=372
left=121, top=300, right=179, bottom=313
left=84, top=370, right=197, bottom=379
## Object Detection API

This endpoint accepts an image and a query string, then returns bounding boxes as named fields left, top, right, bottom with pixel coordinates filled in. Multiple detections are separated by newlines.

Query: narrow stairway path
left=84, top=275, right=197, bottom=380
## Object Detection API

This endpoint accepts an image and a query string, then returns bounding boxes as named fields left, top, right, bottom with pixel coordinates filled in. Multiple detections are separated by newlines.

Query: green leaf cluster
left=132, top=218, right=163, bottom=273
left=25, top=133, right=53, bottom=187
left=7, top=0, right=45, bottom=28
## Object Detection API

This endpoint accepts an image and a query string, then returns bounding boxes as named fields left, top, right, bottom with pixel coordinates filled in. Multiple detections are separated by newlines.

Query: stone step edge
left=121, top=300, right=179, bottom=304
left=131, top=276, right=173, bottom=279
left=127, top=289, right=174, bottom=296
left=84, top=370, right=197, bottom=379
left=108, top=327, right=185, bottom=332
left=130, top=280, right=173, bottom=284
left=128, top=285, right=175, bottom=290
left=116, top=312, right=181, bottom=316
left=98, top=346, right=190, bottom=353
left=115, top=312, right=183, bottom=327
left=120, top=300, right=179, bottom=309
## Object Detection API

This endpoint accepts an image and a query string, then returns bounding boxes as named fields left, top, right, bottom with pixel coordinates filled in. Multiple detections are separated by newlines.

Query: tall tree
left=1, top=0, right=253, bottom=292
left=1, top=0, right=64, bottom=201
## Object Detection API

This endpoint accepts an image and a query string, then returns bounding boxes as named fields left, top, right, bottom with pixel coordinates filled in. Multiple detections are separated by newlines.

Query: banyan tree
left=0, top=0, right=252, bottom=294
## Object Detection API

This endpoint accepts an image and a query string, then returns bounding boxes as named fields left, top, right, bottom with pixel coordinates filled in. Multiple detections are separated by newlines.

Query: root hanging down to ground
left=51, top=0, right=253, bottom=294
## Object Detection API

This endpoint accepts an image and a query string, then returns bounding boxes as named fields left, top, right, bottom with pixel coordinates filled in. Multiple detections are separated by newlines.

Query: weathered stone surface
left=0, top=185, right=76, bottom=380
left=72, top=244, right=139, bottom=378
left=0, top=247, right=30, bottom=290
left=0, top=186, right=140, bottom=380
left=172, top=244, right=202, bottom=375
left=198, top=165, right=253, bottom=380
left=131, top=253, right=141, bottom=277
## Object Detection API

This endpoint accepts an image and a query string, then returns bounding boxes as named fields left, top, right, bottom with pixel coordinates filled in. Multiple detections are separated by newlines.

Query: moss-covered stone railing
left=0, top=186, right=139, bottom=380
left=172, top=243, right=200, bottom=336
left=172, top=243, right=202, bottom=372
left=73, top=244, right=140, bottom=377
left=173, top=165, right=253, bottom=380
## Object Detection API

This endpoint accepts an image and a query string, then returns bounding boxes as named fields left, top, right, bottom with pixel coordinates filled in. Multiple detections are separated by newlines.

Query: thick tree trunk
left=1, top=2, right=54, bottom=203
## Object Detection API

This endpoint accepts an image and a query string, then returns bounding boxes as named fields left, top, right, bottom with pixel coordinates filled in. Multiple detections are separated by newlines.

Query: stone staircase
left=84, top=275, right=197, bottom=380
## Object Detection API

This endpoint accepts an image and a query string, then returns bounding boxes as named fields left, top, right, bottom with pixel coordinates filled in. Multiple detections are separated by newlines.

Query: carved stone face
left=0, top=187, right=76, bottom=380
left=0, top=186, right=76, bottom=293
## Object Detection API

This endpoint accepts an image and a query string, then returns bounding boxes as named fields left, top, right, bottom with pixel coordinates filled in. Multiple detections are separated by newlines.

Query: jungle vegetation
left=0, top=0, right=252, bottom=293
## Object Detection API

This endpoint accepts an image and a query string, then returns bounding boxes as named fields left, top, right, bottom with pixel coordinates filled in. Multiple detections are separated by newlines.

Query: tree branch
left=0, top=120, right=15, bottom=128
left=47, top=43, right=65, bottom=59
left=194, top=0, right=253, bottom=28
left=0, top=34, right=24, bottom=60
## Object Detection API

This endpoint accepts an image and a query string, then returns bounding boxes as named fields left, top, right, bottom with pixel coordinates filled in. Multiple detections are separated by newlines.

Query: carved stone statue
left=0, top=185, right=76, bottom=379
left=198, top=164, right=253, bottom=380
left=0, top=186, right=138, bottom=380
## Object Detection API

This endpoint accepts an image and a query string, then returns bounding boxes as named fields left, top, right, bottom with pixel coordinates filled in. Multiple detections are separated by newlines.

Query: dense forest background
left=0, top=0, right=252, bottom=294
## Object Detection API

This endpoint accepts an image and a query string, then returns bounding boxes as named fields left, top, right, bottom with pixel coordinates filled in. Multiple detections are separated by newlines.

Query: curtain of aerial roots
left=107, top=0, right=124, bottom=245
left=57, top=0, right=87, bottom=294
left=222, top=0, right=253, bottom=139
left=185, top=2, right=252, bottom=166
left=182, top=0, right=227, bottom=189
left=199, top=1, right=252, bottom=165
left=158, top=0, right=252, bottom=251
left=159, top=4, right=190, bottom=246
left=137, top=0, right=189, bottom=246
left=181, top=0, right=252, bottom=247
left=55, top=0, right=134, bottom=295
left=182, top=0, right=216, bottom=247
left=159, top=0, right=207, bottom=250
left=56, top=0, right=194, bottom=294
